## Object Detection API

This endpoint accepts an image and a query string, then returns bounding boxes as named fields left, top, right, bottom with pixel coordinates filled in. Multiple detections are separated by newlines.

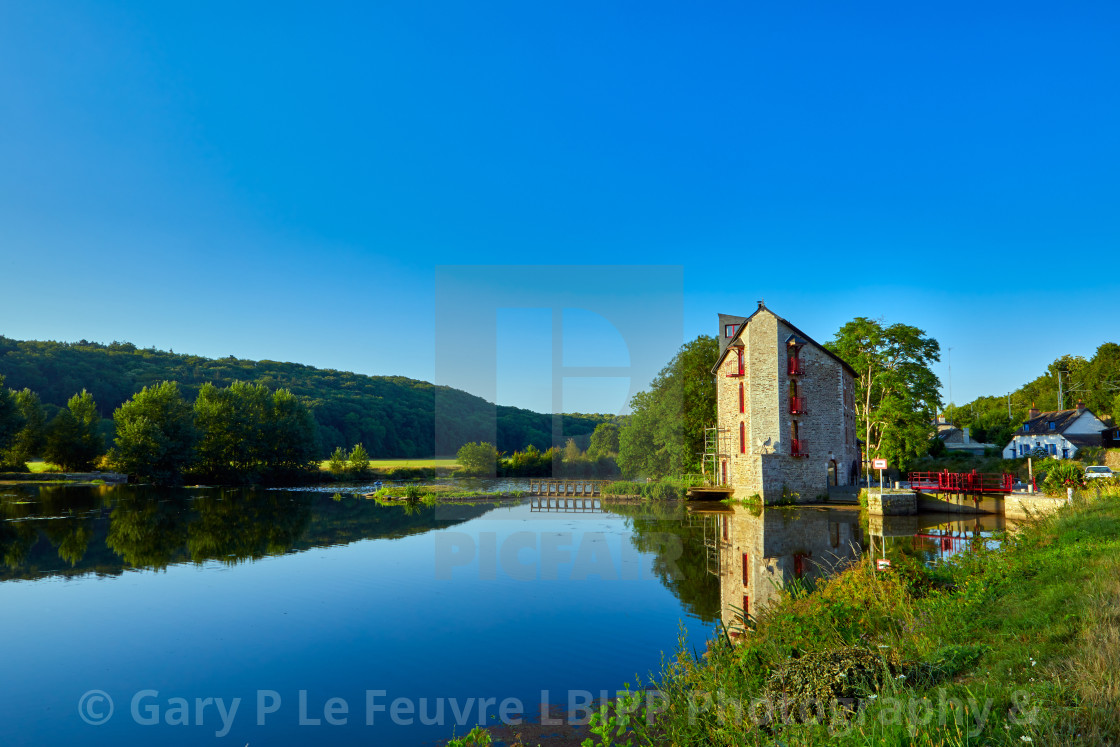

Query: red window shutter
left=742, top=595, right=749, bottom=619
left=737, top=349, right=744, bottom=374
left=739, top=422, right=745, bottom=453
left=742, top=552, right=749, bottom=584
left=739, top=383, right=744, bottom=413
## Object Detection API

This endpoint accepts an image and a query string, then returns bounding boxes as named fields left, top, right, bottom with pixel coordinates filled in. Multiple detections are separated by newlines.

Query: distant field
left=26, top=461, right=62, bottom=473
left=318, top=458, right=460, bottom=471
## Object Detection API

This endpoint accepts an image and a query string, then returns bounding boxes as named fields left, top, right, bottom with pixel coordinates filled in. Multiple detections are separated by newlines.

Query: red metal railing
left=789, top=396, right=806, bottom=414
left=908, top=470, right=1014, bottom=494
left=791, top=439, right=808, bottom=457
left=788, top=358, right=804, bottom=376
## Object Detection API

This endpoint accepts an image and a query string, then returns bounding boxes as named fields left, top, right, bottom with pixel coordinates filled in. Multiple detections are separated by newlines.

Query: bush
left=1042, top=461, right=1087, bottom=494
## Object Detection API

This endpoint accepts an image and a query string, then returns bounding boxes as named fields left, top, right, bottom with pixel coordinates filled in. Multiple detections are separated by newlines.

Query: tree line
left=456, top=421, right=623, bottom=478
left=0, top=377, right=321, bottom=484
left=0, top=336, right=611, bottom=458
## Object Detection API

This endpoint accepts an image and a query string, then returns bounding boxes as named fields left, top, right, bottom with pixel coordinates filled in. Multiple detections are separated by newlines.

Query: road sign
left=872, top=459, right=888, bottom=470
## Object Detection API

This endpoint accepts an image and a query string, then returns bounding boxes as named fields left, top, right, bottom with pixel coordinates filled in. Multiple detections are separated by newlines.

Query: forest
left=0, top=336, right=610, bottom=459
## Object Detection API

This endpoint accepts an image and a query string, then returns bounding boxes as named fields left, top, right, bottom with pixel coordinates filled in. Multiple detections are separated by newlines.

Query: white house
left=1002, top=400, right=1107, bottom=460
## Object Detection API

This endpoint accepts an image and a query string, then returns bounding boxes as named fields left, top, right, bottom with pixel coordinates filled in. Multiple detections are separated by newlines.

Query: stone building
left=710, top=302, right=860, bottom=503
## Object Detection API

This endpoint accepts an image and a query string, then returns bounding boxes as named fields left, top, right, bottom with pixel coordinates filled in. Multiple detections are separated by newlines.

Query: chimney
left=1077, top=399, right=1086, bottom=413
left=1028, top=402, right=1039, bottom=419
left=963, top=427, right=970, bottom=444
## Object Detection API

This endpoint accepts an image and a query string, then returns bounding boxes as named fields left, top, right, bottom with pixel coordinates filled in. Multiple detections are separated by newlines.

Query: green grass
left=318, top=458, right=459, bottom=471
left=25, top=461, right=62, bottom=473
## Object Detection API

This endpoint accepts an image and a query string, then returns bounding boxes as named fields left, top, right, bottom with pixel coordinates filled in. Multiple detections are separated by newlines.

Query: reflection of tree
left=187, top=491, right=311, bottom=564
left=0, top=519, right=38, bottom=567
left=607, top=502, right=720, bottom=623
left=42, top=519, right=94, bottom=566
left=106, top=493, right=189, bottom=569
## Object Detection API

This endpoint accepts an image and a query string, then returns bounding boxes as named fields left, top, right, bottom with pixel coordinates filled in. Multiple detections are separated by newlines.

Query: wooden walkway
left=528, top=479, right=606, bottom=497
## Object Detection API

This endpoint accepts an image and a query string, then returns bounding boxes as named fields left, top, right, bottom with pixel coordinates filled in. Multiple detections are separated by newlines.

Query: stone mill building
left=709, top=302, right=860, bottom=503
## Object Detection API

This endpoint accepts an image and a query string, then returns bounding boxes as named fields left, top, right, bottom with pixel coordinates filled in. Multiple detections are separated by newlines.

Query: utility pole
left=1058, top=370, right=1064, bottom=411
left=1008, top=393, right=1011, bottom=420
left=947, top=347, right=952, bottom=407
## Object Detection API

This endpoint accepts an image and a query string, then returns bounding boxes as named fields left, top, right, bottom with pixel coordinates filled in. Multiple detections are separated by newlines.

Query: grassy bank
left=365, top=483, right=522, bottom=504
left=576, top=487, right=1120, bottom=746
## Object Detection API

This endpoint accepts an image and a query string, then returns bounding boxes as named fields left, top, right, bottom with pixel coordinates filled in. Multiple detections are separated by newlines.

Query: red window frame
left=738, top=383, right=744, bottom=413
left=739, top=422, right=745, bottom=453
left=742, top=595, right=750, bottom=620
left=741, top=552, right=749, bottom=584
left=736, top=348, right=744, bottom=375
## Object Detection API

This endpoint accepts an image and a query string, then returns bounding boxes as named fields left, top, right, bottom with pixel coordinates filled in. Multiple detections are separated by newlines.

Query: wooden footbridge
left=528, top=479, right=607, bottom=497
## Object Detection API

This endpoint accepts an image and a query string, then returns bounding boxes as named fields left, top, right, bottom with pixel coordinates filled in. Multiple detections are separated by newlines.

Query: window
left=736, top=348, right=744, bottom=375
left=742, top=595, right=750, bottom=620
left=1048, top=444, right=1056, bottom=455
left=739, top=422, right=745, bottom=454
left=739, top=383, right=744, bottom=413
left=1062, top=448, right=1069, bottom=459
left=742, top=552, right=749, bottom=584
left=725, top=324, right=739, bottom=337
left=1048, top=421, right=1055, bottom=430
left=1022, top=424, right=1028, bottom=432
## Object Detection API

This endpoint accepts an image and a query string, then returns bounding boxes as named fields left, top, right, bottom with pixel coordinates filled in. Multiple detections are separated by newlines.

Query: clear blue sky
left=2, top=1, right=1118, bottom=415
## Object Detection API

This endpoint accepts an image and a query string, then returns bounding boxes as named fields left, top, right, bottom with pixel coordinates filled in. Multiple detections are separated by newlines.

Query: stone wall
left=1003, top=494, right=1066, bottom=520
left=866, top=492, right=917, bottom=516
left=1105, top=449, right=1120, bottom=470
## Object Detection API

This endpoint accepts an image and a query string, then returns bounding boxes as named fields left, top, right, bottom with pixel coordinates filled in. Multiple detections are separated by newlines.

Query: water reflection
left=0, top=485, right=493, bottom=580
left=687, top=504, right=863, bottom=634
left=869, top=512, right=1013, bottom=564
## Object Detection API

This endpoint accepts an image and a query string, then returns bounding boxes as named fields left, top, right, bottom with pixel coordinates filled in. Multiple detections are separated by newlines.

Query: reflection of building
left=710, top=302, right=860, bottom=504
left=697, top=505, right=863, bottom=633
left=869, top=513, right=1014, bottom=563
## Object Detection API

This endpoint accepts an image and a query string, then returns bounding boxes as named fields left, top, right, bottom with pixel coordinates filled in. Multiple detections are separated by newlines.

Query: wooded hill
left=0, top=336, right=609, bottom=458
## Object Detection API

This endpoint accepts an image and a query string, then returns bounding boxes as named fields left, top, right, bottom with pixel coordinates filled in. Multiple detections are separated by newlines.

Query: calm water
left=0, top=485, right=1013, bottom=745
left=0, top=484, right=717, bottom=746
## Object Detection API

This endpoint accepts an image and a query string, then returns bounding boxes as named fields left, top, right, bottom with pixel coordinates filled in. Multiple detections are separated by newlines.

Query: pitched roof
left=937, top=427, right=994, bottom=447
left=1064, top=433, right=1104, bottom=448
left=710, top=304, right=858, bottom=377
left=1016, top=408, right=1099, bottom=436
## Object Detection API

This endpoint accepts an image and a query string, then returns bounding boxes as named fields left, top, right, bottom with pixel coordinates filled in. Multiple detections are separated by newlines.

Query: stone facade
left=712, top=304, right=860, bottom=504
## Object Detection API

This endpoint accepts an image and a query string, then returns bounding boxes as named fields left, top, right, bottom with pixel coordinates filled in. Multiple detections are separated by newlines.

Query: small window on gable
left=725, top=324, right=739, bottom=338
left=1048, top=421, right=1055, bottom=430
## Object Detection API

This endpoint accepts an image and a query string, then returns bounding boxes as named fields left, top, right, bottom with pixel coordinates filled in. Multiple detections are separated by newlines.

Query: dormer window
left=725, top=324, right=739, bottom=338
left=1048, top=421, right=1055, bottom=430
left=1022, top=424, right=1028, bottom=432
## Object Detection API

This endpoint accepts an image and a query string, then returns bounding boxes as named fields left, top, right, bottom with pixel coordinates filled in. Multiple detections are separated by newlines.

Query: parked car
left=1085, top=466, right=1114, bottom=480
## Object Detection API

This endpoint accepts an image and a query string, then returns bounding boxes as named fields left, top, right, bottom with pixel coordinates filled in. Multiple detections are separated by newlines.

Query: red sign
left=872, top=459, right=888, bottom=470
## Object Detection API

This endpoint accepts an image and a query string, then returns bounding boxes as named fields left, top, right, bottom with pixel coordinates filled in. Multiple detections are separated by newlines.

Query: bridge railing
left=908, top=471, right=1014, bottom=494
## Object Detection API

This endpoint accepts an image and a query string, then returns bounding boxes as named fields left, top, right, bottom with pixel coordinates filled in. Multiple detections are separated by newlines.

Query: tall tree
left=108, top=381, right=198, bottom=484
left=826, top=318, right=941, bottom=471
left=617, top=335, right=718, bottom=478
left=587, top=421, right=621, bottom=457
left=42, top=390, right=104, bottom=471
left=5, top=389, right=46, bottom=467
left=0, top=376, right=22, bottom=462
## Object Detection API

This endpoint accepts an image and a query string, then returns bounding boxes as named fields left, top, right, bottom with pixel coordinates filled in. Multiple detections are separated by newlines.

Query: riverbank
left=573, top=485, right=1120, bottom=746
